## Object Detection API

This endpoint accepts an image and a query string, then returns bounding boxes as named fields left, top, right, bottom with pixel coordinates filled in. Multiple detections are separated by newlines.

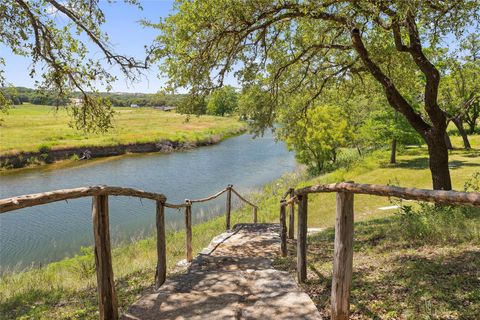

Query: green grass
left=271, top=135, right=480, bottom=319
left=274, top=217, right=480, bottom=319
left=296, top=135, right=480, bottom=228
left=0, top=135, right=479, bottom=319
left=0, top=104, right=246, bottom=155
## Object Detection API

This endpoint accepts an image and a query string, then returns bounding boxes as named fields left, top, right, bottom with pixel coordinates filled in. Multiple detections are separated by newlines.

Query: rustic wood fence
left=0, top=184, right=258, bottom=320
left=279, top=181, right=480, bottom=320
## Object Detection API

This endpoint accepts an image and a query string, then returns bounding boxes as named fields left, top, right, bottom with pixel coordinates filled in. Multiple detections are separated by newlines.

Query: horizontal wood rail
left=296, top=182, right=480, bottom=206
left=0, top=185, right=166, bottom=213
left=280, top=182, right=480, bottom=320
left=0, top=184, right=258, bottom=320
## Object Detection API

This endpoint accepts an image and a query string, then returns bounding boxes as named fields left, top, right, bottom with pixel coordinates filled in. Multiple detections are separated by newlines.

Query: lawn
left=0, top=134, right=478, bottom=319
left=303, top=148, right=480, bottom=228
left=272, top=134, right=480, bottom=319
left=0, top=104, right=246, bottom=155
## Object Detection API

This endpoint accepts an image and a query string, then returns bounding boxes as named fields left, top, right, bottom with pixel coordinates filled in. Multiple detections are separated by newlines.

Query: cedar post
left=297, top=193, right=308, bottom=283
left=91, top=195, right=118, bottom=320
left=226, top=185, right=232, bottom=230
left=253, top=207, right=258, bottom=223
left=155, top=200, right=166, bottom=288
left=331, top=191, right=354, bottom=320
left=280, top=200, right=287, bottom=257
left=185, top=200, right=193, bottom=262
left=288, top=188, right=295, bottom=239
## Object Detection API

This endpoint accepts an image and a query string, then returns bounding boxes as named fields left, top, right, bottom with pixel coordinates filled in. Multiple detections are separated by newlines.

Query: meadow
left=0, top=134, right=478, bottom=319
left=0, top=104, right=245, bottom=155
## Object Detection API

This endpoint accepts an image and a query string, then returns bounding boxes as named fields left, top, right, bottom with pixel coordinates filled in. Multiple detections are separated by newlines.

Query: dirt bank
left=0, top=133, right=239, bottom=170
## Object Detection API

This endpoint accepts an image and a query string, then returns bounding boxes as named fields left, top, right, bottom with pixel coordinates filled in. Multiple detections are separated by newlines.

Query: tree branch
left=351, top=27, right=431, bottom=135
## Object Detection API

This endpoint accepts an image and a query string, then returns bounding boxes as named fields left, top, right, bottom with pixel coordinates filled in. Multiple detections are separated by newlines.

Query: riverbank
left=0, top=104, right=246, bottom=169
left=1, top=135, right=478, bottom=319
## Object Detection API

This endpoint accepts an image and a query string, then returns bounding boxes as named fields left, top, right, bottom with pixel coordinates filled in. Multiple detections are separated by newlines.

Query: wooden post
left=91, top=195, right=118, bottom=320
left=280, top=200, right=287, bottom=257
left=253, top=207, right=258, bottom=223
left=185, top=200, right=193, bottom=262
left=226, top=185, right=232, bottom=230
left=331, top=191, right=354, bottom=320
left=155, top=200, right=166, bottom=288
left=297, top=193, right=308, bottom=283
left=288, top=188, right=295, bottom=239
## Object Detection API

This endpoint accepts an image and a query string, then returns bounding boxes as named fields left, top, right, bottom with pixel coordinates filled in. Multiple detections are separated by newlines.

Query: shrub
left=38, top=145, right=51, bottom=153
left=393, top=172, right=480, bottom=244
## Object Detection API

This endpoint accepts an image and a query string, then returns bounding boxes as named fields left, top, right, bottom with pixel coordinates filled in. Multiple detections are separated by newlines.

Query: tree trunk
left=425, top=133, right=452, bottom=190
left=444, top=132, right=453, bottom=150
left=467, top=122, right=476, bottom=134
left=350, top=26, right=452, bottom=191
left=390, top=138, right=397, bottom=164
left=356, top=145, right=362, bottom=156
left=465, top=105, right=478, bottom=134
left=452, top=117, right=471, bottom=150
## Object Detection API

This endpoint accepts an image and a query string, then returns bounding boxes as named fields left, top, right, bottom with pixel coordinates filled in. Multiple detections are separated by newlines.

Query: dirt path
left=122, top=223, right=321, bottom=320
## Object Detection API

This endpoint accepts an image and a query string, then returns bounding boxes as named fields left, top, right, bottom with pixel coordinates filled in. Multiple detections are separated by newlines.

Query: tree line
left=0, top=87, right=186, bottom=108
left=1, top=1, right=479, bottom=190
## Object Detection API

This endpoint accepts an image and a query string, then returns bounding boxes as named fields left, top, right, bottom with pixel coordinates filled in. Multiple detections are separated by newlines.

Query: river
left=0, top=132, right=296, bottom=271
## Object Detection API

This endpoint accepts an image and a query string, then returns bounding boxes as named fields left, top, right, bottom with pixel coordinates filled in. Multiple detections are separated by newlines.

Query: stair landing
left=122, top=223, right=321, bottom=320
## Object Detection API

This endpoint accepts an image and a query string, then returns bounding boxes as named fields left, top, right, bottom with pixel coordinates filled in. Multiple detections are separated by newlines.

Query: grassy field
left=0, top=104, right=246, bottom=155
left=0, top=135, right=478, bottom=319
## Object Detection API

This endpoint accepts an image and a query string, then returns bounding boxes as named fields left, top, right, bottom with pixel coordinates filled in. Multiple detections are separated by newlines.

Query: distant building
left=153, top=105, right=176, bottom=112
left=130, top=104, right=139, bottom=108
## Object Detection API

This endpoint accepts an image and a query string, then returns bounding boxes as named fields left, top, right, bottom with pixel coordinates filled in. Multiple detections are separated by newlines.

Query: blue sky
left=2, top=0, right=177, bottom=93
left=2, top=1, right=475, bottom=94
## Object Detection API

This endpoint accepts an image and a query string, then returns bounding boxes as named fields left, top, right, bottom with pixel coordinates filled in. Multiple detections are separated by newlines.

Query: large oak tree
left=152, top=0, right=479, bottom=190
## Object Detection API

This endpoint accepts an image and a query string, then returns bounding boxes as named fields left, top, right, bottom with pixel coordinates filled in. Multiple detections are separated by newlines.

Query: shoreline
left=0, top=170, right=300, bottom=274
left=0, top=127, right=246, bottom=171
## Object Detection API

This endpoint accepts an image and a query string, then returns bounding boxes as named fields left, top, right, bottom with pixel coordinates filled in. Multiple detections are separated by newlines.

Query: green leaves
left=279, top=104, right=352, bottom=174
left=206, top=86, right=238, bottom=116
left=1, top=0, right=147, bottom=132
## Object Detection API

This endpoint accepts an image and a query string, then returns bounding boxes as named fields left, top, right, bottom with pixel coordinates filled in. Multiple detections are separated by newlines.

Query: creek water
left=0, top=132, right=296, bottom=271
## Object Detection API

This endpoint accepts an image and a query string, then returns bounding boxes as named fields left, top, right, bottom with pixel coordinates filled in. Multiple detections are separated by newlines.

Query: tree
left=359, top=108, right=422, bottom=164
left=438, top=34, right=480, bottom=149
left=177, top=94, right=207, bottom=115
left=238, top=84, right=275, bottom=129
left=206, top=85, right=238, bottom=116
left=152, top=1, right=479, bottom=190
left=280, top=104, right=352, bottom=174
left=0, top=0, right=148, bottom=132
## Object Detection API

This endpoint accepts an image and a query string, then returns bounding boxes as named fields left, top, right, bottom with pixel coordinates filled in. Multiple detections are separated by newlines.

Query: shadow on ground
left=123, top=224, right=321, bottom=320
left=274, top=217, right=480, bottom=319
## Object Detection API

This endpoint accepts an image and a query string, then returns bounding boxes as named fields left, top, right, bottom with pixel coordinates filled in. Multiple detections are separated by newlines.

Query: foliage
left=359, top=108, right=422, bottom=150
left=280, top=104, right=352, bottom=174
left=439, top=34, right=480, bottom=134
left=0, top=86, right=185, bottom=108
left=395, top=172, right=480, bottom=244
left=176, top=94, right=207, bottom=115
left=206, top=86, right=238, bottom=116
left=395, top=201, right=480, bottom=244
left=151, top=0, right=480, bottom=189
left=238, top=84, right=275, bottom=130
left=0, top=0, right=149, bottom=132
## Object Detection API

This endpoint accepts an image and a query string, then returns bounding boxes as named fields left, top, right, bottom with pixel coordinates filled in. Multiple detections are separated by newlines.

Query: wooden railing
left=279, top=182, right=480, bottom=320
left=0, top=184, right=258, bottom=320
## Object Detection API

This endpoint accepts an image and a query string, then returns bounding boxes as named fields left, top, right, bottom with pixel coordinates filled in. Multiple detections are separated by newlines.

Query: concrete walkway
left=122, top=223, right=321, bottom=320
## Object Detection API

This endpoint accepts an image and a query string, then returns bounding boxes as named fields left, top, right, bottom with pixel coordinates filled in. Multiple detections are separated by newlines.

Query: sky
left=1, top=0, right=187, bottom=93
left=2, top=1, right=475, bottom=94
